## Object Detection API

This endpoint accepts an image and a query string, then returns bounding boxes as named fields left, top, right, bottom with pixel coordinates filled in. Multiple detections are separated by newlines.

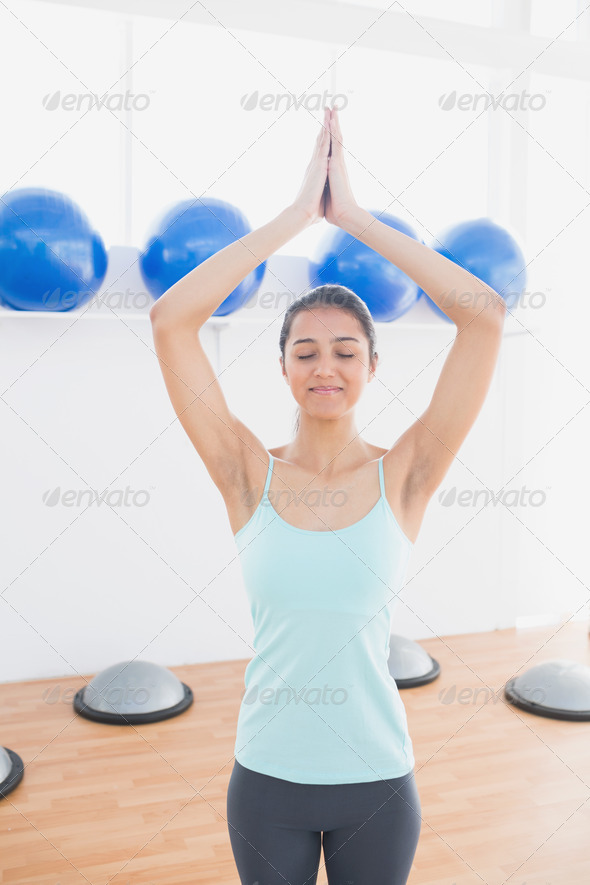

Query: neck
left=283, top=413, right=370, bottom=475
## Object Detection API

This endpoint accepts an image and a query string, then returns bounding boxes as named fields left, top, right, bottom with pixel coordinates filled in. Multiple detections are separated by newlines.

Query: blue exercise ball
left=308, top=212, right=423, bottom=322
left=140, top=198, right=266, bottom=316
left=0, top=188, right=108, bottom=311
left=420, top=218, right=526, bottom=322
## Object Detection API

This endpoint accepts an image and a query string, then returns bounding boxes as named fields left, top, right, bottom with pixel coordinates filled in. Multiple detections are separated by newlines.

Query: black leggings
left=226, top=759, right=421, bottom=885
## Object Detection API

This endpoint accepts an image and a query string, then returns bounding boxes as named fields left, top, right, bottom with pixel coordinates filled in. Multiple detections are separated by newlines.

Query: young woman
left=150, top=106, right=506, bottom=885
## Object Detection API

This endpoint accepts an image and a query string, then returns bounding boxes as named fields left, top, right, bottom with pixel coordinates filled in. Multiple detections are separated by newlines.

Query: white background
left=1, top=0, right=589, bottom=682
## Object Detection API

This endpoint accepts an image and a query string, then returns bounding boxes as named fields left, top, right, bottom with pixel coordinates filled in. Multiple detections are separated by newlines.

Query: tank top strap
left=378, top=455, right=386, bottom=498
left=263, top=453, right=274, bottom=497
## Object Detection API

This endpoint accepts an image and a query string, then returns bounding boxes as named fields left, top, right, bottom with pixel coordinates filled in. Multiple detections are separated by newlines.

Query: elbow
left=149, top=294, right=162, bottom=319
left=473, top=276, right=507, bottom=323
left=149, top=285, right=177, bottom=324
left=455, top=291, right=506, bottom=333
left=493, top=294, right=507, bottom=324
left=482, top=286, right=507, bottom=325
left=149, top=298, right=167, bottom=326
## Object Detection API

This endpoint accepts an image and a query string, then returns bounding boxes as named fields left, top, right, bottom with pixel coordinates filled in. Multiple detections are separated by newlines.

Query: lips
left=310, top=386, right=342, bottom=395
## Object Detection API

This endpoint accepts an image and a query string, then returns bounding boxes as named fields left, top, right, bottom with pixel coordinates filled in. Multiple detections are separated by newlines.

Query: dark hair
left=279, top=284, right=378, bottom=434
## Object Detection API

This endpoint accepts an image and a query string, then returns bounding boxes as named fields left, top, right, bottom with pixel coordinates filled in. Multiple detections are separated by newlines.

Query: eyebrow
left=291, top=336, right=360, bottom=346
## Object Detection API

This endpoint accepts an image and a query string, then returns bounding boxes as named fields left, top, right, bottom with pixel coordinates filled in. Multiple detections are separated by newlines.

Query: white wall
left=2, top=0, right=590, bottom=685
left=0, top=248, right=539, bottom=684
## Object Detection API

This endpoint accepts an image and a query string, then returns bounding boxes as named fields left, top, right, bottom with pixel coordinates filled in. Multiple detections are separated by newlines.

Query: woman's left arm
left=344, top=207, right=507, bottom=501
left=327, top=106, right=507, bottom=500
left=341, top=206, right=506, bottom=327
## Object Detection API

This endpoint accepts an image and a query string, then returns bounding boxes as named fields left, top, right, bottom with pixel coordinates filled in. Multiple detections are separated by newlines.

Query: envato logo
left=438, top=89, right=547, bottom=112
left=241, top=290, right=299, bottom=311
left=42, top=90, right=151, bottom=112
left=41, top=288, right=95, bottom=311
left=42, top=684, right=152, bottom=705
left=42, top=487, right=151, bottom=508
left=243, top=683, right=348, bottom=705
left=241, top=486, right=348, bottom=509
left=435, top=288, right=547, bottom=312
left=40, top=288, right=154, bottom=311
left=240, top=90, right=349, bottom=112
left=96, top=289, right=153, bottom=311
left=438, top=683, right=547, bottom=706
left=240, top=289, right=363, bottom=311
left=438, top=487, right=546, bottom=508
left=507, top=289, right=547, bottom=311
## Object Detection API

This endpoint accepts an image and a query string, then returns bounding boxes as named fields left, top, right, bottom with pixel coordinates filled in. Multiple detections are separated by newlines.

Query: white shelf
left=0, top=309, right=533, bottom=335
left=0, top=310, right=153, bottom=320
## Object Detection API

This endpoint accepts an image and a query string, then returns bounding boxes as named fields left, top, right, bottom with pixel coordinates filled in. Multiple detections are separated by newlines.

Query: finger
left=317, top=106, right=331, bottom=158
left=326, top=105, right=333, bottom=155
left=314, top=107, right=327, bottom=145
left=331, top=107, right=342, bottom=139
left=329, top=111, right=339, bottom=154
left=314, top=106, right=330, bottom=158
left=330, top=109, right=343, bottom=155
left=323, top=105, right=331, bottom=142
left=324, top=107, right=332, bottom=148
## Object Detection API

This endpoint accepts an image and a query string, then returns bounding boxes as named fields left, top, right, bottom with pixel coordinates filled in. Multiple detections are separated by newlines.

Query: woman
left=150, top=106, right=506, bottom=885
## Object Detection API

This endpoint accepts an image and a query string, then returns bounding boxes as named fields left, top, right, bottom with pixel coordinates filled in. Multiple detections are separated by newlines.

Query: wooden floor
left=1, top=622, right=589, bottom=885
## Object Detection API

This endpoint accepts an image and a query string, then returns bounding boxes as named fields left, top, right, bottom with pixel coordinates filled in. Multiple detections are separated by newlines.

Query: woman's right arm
left=148, top=111, right=331, bottom=501
left=150, top=105, right=330, bottom=330
left=148, top=206, right=311, bottom=499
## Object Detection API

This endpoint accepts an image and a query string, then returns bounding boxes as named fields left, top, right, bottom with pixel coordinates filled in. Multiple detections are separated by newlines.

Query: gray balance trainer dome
left=504, top=659, right=590, bottom=721
left=74, top=660, right=193, bottom=724
left=388, top=634, right=440, bottom=688
left=0, top=745, right=24, bottom=799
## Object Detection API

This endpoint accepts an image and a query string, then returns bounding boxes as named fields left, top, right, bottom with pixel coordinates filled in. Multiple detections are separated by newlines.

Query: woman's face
left=281, top=307, right=377, bottom=419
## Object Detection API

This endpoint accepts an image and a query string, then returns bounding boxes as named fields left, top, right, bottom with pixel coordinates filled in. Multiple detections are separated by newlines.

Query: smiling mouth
left=310, top=387, right=342, bottom=394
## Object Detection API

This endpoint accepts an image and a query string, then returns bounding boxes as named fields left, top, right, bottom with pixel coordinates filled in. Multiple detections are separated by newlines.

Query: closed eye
left=297, top=354, right=355, bottom=359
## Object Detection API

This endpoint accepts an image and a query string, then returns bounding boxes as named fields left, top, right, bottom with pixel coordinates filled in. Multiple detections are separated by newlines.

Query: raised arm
left=148, top=108, right=331, bottom=496
left=344, top=204, right=505, bottom=504
left=150, top=105, right=332, bottom=331
left=327, top=107, right=507, bottom=513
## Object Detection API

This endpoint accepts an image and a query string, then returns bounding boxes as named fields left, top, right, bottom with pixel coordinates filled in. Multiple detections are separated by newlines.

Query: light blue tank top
left=233, top=453, right=415, bottom=785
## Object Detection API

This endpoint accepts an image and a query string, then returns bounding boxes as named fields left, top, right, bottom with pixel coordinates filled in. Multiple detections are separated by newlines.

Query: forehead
left=289, top=307, right=361, bottom=338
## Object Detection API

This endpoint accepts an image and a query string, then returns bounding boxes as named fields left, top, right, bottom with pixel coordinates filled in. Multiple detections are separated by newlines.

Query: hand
left=292, top=106, right=331, bottom=225
left=324, top=107, right=360, bottom=228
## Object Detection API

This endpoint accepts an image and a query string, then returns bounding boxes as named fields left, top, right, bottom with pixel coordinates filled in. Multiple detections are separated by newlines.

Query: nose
left=313, top=354, right=336, bottom=379
left=313, top=352, right=336, bottom=378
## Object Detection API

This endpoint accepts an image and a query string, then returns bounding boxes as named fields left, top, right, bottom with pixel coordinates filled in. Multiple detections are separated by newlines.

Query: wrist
left=285, top=202, right=315, bottom=230
left=338, top=205, right=373, bottom=238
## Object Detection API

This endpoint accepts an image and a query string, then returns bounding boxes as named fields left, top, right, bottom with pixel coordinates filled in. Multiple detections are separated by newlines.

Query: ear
left=279, top=355, right=289, bottom=382
left=368, top=352, right=378, bottom=381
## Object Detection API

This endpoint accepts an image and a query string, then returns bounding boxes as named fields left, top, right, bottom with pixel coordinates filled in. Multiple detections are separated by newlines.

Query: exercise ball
left=419, top=218, right=526, bottom=322
left=504, top=659, right=590, bottom=722
left=0, top=188, right=108, bottom=311
left=387, top=634, right=440, bottom=688
left=309, top=212, right=423, bottom=322
left=140, top=198, right=266, bottom=316
left=74, top=660, right=193, bottom=725
left=0, top=746, right=24, bottom=799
